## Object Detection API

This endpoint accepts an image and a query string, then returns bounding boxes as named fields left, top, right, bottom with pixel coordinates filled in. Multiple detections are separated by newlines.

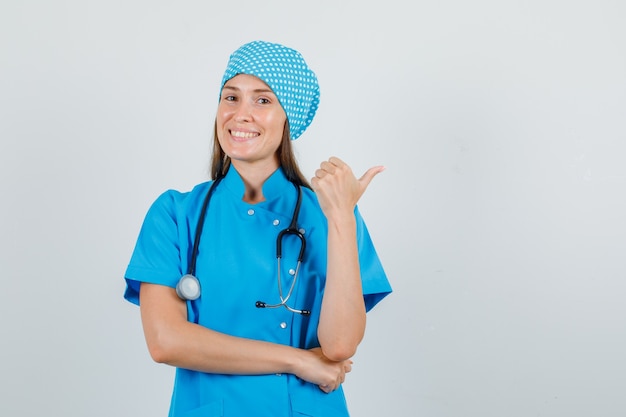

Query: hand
left=295, top=347, right=353, bottom=393
left=311, top=156, right=384, bottom=220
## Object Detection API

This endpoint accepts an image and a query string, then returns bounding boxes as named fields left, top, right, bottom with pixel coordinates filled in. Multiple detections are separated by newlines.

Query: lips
left=230, top=130, right=259, bottom=139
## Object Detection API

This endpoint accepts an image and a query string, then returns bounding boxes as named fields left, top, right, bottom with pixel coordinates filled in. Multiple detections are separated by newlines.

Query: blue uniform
left=124, top=167, right=392, bottom=417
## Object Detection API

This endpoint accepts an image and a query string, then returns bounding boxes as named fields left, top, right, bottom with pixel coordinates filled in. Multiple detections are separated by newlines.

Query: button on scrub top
left=124, top=167, right=392, bottom=417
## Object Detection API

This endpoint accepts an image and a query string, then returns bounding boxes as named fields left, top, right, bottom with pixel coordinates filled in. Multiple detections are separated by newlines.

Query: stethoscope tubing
left=177, top=176, right=310, bottom=315
left=188, top=177, right=223, bottom=277
left=175, top=177, right=223, bottom=301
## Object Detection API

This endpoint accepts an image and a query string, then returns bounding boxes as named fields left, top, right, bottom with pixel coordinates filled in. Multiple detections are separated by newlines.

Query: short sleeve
left=123, top=190, right=185, bottom=305
left=355, top=206, right=392, bottom=311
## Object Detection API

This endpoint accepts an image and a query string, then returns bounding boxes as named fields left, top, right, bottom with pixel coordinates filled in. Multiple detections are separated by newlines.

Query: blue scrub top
left=124, top=167, right=392, bottom=417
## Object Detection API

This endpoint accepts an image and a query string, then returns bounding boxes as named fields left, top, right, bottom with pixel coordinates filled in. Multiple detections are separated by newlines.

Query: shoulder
left=148, top=181, right=212, bottom=214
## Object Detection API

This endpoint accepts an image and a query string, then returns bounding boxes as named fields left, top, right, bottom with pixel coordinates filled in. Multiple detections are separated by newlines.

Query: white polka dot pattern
left=220, top=40, right=320, bottom=140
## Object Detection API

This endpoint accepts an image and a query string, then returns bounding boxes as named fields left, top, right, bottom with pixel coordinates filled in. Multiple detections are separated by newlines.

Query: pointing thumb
left=358, top=165, right=386, bottom=191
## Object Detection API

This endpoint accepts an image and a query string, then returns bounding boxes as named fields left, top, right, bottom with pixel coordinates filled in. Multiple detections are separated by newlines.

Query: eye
left=257, top=97, right=271, bottom=105
left=223, top=95, right=237, bottom=102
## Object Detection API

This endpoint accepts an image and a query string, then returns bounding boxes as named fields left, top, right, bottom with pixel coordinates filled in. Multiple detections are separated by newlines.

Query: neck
left=231, top=160, right=279, bottom=204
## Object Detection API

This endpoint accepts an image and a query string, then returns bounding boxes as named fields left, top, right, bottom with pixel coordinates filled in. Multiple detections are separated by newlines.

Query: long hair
left=210, top=120, right=311, bottom=189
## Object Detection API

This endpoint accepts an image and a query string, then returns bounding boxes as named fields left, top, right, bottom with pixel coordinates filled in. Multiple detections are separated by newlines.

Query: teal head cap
left=220, top=40, right=320, bottom=140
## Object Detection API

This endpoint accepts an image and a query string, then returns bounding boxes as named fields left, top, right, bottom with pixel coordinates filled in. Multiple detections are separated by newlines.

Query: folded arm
left=139, top=282, right=350, bottom=392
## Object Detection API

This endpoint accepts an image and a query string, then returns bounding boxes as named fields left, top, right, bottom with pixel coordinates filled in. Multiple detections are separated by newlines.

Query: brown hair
left=210, top=120, right=311, bottom=189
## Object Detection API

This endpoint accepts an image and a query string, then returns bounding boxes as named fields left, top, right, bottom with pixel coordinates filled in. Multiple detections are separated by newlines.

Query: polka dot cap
left=220, top=40, right=320, bottom=140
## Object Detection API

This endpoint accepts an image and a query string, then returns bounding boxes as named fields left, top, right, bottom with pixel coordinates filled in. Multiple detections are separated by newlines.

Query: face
left=216, top=74, right=287, bottom=172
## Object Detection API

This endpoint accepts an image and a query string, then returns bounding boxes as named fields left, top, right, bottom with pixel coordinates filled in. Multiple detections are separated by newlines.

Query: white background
left=1, top=1, right=625, bottom=416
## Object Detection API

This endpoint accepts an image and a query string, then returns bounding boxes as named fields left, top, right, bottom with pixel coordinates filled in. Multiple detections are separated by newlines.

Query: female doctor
left=124, top=40, right=392, bottom=417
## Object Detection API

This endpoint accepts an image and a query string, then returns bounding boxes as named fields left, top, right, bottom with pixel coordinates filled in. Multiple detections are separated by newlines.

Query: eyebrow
left=222, top=85, right=275, bottom=94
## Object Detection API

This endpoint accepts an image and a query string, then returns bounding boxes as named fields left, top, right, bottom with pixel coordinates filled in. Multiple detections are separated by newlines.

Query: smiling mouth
left=231, top=130, right=259, bottom=139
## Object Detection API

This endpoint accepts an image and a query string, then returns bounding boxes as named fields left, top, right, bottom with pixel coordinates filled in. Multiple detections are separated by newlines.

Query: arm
left=139, top=282, right=351, bottom=391
left=311, top=157, right=385, bottom=361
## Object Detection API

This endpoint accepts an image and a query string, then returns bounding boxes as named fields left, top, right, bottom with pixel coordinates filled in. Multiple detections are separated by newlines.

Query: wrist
left=283, top=346, right=305, bottom=375
left=326, top=213, right=356, bottom=234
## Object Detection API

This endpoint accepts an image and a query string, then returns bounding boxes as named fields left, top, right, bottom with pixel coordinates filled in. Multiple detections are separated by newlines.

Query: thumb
left=358, top=165, right=385, bottom=191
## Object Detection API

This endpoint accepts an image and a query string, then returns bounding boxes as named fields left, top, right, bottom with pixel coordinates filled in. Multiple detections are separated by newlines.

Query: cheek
left=266, top=112, right=287, bottom=133
left=216, top=107, right=227, bottom=126
left=216, top=101, right=235, bottom=122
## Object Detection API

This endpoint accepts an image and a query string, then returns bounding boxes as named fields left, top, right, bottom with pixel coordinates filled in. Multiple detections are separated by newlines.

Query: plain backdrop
left=1, top=1, right=625, bottom=416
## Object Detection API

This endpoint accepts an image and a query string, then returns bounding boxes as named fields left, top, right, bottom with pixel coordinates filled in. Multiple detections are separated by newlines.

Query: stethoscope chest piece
left=176, top=274, right=201, bottom=301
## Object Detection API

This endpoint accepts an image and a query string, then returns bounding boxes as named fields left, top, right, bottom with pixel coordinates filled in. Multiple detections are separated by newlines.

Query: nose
left=233, top=100, right=253, bottom=122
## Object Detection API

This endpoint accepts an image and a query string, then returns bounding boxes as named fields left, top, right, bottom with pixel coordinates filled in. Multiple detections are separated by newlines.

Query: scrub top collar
left=221, top=166, right=291, bottom=204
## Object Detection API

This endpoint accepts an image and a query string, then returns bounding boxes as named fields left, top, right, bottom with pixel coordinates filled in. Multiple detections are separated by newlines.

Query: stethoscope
left=176, top=176, right=311, bottom=316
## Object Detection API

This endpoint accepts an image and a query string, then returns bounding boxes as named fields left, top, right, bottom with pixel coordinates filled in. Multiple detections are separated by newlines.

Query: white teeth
left=231, top=130, right=258, bottom=139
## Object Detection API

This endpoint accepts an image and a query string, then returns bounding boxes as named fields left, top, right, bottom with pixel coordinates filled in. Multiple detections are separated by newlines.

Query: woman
left=124, top=40, right=392, bottom=417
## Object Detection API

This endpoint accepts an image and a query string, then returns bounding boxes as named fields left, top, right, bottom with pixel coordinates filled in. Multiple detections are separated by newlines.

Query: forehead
left=222, top=74, right=274, bottom=93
